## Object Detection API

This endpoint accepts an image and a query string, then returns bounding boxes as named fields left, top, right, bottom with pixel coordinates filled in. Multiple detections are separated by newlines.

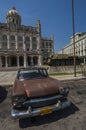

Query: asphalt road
left=0, top=79, right=86, bottom=130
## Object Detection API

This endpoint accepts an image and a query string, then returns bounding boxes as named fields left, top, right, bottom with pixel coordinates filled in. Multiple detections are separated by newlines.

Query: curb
left=59, top=77, right=86, bottom=81
left=0, top=84, right=13, bottom=88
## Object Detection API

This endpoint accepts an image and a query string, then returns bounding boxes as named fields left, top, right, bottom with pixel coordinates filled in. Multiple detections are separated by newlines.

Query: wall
left=48, top=65, right=82, bottom=74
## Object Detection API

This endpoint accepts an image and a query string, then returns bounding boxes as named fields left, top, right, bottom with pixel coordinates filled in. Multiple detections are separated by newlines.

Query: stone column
left=37, top=36, right=40, bottom=50
left=7, top=35, right=10, bottom=49
left=5, top=56, right=8, bottom=67
left=0, top=34, right=1, bottom=49
left=24, top=54, right=27, bottom=67
left=0, top=56, right=2, bottom=67
left=38, top=55, right=42, bottom=66
left=17, top=56, right=19, bottom=67
left=15, top=35, right=18, bottom=49
left=51, top=35, right=54, bottom=54
left=0, top=43, right=1, bottom=49
left=30, top=36, right=32, bottom=51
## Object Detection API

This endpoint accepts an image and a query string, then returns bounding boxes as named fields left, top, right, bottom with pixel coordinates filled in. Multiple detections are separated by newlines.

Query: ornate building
left=58, top=32, right=86, bottom=64
left=0, top=7, right=54, bottom=67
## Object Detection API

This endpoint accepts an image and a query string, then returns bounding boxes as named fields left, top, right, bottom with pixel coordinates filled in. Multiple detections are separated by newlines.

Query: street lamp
left=72, top=0, right=76, bottom=77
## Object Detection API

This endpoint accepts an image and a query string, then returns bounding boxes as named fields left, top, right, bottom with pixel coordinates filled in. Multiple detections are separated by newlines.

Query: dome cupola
left=6, top=7, right=21, bottom=25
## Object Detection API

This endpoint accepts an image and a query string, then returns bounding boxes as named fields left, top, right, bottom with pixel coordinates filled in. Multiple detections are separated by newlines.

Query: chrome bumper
left=11, top=100, right=71, bottom=119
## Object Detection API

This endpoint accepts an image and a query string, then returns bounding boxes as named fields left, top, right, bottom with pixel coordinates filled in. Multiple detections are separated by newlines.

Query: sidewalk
left=0, top=71, right=17, bottom=86
left=51, top=74, right=86, bottom=81
left=0, top=71, right=85, bottom=86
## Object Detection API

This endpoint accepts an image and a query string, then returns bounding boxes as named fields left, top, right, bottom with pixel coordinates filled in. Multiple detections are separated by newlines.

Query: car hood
left=18, top=77, right=64, bottom=97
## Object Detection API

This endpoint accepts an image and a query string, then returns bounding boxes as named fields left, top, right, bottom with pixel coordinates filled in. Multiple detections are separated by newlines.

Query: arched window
left=8, top=55, right=17, bottom=67
left=2, top=35, right=7, bottom=49
left=2, top=35, right=7, bottom=40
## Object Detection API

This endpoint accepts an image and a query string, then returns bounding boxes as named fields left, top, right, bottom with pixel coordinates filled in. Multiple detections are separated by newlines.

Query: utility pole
left=72, top=0, right=76, bottom=77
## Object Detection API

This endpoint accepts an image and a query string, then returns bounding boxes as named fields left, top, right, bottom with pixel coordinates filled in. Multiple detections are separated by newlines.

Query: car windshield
left=18, top=68, right=48, bottom=80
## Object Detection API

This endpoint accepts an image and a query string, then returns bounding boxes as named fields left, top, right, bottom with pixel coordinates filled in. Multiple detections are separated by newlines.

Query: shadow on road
left=19, top=102, right=79, bottom=128
left=0, top=86, right=8, bottom=104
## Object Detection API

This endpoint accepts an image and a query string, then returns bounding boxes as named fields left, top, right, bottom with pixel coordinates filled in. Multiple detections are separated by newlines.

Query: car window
left=18, top=68, right=48, bottom=80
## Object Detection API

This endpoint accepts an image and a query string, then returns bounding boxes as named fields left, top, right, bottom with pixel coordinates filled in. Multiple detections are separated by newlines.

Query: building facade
left=58, top=32, right=86, bottom=64
left=0, top=7, right=54, bottom=68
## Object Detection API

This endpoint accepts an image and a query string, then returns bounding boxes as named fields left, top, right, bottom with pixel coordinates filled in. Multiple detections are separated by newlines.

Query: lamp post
left=72, top=0, right=76, bottom=77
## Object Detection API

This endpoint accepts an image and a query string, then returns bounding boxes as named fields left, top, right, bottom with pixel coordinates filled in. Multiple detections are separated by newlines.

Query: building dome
left=6, top=7, right=20, bottom=17
left=6, top=7, right=21, bottom=25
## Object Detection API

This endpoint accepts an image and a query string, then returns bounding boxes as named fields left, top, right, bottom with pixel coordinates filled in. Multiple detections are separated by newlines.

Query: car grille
left=23, top=94, right=63, bottom=108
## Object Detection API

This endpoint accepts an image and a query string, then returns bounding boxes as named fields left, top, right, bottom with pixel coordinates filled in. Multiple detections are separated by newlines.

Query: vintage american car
left=11, top=67, right=71, bottom=118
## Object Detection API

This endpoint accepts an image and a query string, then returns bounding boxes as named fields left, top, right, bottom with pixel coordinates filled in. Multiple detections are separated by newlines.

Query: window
left=2, top=35, right=7, bottom=49
left=2, top=42, right=7, bottom=49
left=10, top=35, right=15, bottom=41
left=33, top=44, right=37, bottom=50
left=18, top=36, right=23, bottom=49
left=32, top=37, right=37, bottom=50
left=42, top=42, right=44, bottom=48
left=18, top=36, right=23, bottom=41
left=25, top=36, right=30, bottom=50
left=18, top=42, right=23, bottom=48
left=10, top=35, right=15, bottom=49
left=10, top=43, right=15, bottom=49
left=2, top=35, right=7, bottom=40
left=50, top=43, right=52, bottom=48
left=32, top=37, right=36, bottom=42
left=25, top=36, right=30, bottom=41
left=46, top=42, right=48, bottom=47
left=49, top=49, right=52, bottom=53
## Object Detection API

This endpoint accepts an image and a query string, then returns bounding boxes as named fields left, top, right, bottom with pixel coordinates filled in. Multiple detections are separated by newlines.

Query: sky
left=0, top=0, right=86, bottom=53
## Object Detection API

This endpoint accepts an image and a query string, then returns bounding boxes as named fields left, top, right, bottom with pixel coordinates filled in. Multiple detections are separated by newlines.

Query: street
left=0, top=79, right=86, bottom=130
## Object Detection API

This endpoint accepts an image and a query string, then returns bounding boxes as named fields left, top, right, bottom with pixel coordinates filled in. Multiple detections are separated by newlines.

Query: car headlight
left=12, top=94, right=27, bottom=103
left=59, top=87, right=70, bottom=95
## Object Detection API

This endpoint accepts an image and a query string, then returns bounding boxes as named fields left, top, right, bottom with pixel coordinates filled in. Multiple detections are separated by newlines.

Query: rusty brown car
left=11, top=67, right=71, bottom=118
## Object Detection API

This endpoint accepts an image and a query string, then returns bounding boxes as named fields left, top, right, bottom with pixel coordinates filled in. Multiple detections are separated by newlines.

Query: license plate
left=40, top=107, right=52, bottom=116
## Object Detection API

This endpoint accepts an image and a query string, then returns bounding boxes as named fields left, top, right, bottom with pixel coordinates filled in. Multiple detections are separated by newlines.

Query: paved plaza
left=0, top=71, right=17, bottom=86
left=0, top=79, right=86, bottom=130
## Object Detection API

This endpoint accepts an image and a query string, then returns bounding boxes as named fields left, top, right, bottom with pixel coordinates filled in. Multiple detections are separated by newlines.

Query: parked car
left=11, top=67, right=71, bottom=118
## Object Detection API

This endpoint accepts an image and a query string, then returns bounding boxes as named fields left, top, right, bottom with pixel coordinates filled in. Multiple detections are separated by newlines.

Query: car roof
left=19, top=67, right=47, bottom=71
